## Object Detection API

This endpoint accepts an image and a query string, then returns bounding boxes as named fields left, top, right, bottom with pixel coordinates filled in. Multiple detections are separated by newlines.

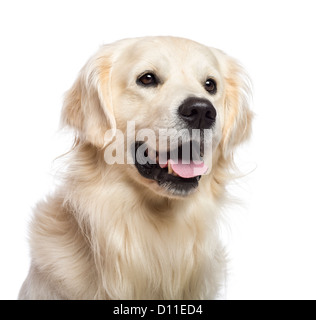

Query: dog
left=19, top=36, right=252, bottom=299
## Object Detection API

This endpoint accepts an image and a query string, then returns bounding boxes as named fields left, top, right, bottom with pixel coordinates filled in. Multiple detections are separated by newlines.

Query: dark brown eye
left=205, top=78, right=217, bottom=94
left=137, top=73, right=158, bottom=87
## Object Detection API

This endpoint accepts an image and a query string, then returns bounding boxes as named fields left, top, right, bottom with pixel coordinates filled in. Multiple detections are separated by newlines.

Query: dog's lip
left=133, top=141, right=202, bottom=195
left=142, top=140, right=205, bottom=165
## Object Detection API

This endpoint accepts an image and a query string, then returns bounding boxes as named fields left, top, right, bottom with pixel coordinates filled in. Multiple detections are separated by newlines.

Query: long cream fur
left=19, top=36, right=252, bottom=300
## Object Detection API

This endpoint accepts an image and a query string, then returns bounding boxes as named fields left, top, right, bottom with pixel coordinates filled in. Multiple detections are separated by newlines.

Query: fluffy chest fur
left=27, top=161, right=225, bottom=299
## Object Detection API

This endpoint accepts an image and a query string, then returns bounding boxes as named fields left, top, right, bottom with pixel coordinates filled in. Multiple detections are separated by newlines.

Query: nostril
left=189, top=108, right=198, bottom=117
left=206, top=108, right=216, bottom=120
left=181, top=107, right=198, bottom=118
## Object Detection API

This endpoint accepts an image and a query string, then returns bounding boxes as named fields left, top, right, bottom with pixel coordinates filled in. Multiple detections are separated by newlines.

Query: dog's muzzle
left=132, top=97, right=216, bottom=197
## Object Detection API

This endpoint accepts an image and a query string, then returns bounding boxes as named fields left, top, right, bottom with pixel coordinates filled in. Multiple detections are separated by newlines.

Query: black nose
left=178, top=97, right=217, bottom=129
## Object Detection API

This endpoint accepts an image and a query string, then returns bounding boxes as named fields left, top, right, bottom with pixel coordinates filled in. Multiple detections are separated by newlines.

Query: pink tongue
left=159, top=159, right=208, bottom=178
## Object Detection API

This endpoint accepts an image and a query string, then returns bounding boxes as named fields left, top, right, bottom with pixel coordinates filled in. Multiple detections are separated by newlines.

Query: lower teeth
left=168, top=162, right=172, bottom=174
left=167, top=162, right=179, bottom=176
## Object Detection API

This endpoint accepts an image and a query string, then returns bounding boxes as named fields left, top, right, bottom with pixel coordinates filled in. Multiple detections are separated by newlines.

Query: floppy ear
left=61, top=46, right=116, bottom=148
left=215, top=50, right=253, bottom=158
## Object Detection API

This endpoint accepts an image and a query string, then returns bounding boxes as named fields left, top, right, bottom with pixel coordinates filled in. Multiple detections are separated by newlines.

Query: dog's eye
left=204, top=78, right=217, bottom=94
left=137, top=73, right=159, bottom=87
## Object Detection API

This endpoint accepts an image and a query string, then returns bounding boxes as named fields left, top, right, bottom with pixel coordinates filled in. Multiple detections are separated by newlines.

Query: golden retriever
left=19, top=36, right=252, bottom=300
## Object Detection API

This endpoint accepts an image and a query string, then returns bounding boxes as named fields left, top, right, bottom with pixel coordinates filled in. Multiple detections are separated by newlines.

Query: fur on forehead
left=113, top=37, right=222, bottom=78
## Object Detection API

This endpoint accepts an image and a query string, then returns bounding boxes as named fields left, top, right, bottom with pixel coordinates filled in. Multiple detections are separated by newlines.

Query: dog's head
left=62, top=37, right=252, bottom=198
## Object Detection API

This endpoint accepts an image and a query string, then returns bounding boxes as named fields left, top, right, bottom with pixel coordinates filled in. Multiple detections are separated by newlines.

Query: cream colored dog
left=19, top=36, right=252, bottom=299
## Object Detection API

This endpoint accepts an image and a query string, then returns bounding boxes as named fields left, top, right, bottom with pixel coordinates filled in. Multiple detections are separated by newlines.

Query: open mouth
left=133, top=141, right=208, bottom=196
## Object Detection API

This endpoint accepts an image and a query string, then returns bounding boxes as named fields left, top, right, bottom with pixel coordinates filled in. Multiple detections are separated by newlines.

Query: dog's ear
left=61, top=46, right=116, bottom=148
left=214, top=49, right=253, bottom=159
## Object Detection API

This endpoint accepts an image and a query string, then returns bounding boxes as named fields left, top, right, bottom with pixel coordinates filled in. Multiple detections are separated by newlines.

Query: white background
left=1, top=0, right=316, bottom=300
